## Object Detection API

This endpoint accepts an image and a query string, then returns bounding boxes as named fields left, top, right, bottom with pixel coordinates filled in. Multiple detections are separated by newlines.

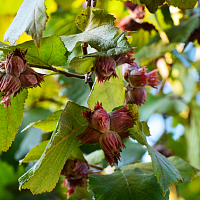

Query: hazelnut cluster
left=61, top=159, right=97, bottom=196
left=77, top=102, right=136, bottom=166
left=0, top=49, right=44, bottom=108
left=122, top=62, right=159, bottom=106
left=93, top=51, right=134, bottom=83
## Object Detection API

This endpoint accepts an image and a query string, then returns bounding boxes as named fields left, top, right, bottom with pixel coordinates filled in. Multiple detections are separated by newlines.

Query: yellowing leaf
left=87, top=67, right=125, bottom=113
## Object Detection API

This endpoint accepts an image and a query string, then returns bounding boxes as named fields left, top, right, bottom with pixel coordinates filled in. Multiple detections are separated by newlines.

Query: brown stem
left=81, top=42, right=88, bottom=55
left=159, top=78, right=166, bottom=94
left=30, top=64, right=85, bottom=79
left=86, top=0, right=91, bottom=8
left=85, top=72, right=93, bottom=90
left=89, top=164, right=103, bottom=170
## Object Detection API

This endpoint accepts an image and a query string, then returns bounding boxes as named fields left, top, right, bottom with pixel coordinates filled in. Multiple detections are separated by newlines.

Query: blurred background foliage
left=1, top=0, right=200, bottom=199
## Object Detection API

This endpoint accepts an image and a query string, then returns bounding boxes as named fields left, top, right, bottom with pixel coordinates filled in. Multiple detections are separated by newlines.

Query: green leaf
left=0, top=90, right=28, bottom=152
left=69, top=31, right=133, bottom=74
left=129, top=120, right=149, bottom=145
left=89, top=168, right=169, bottom=200
left=168, top=156, right=199, bottom=180
left=19, top=140, right=49, bottom=164
left=140, top=0, right=165, bottom=13
left=70, top=56, right=96, bottom=74
left=85, top=150, right=105, bottom=165
left=22, top=110, right=62, bottom=133
left=76, top=8, right=116, bottom=32
left=4, top=0, right=48, bottom=48
left=122, top=156, right=199, bottom=180
left=144, top=8, right=171, bottom=32
left=147, top=144, right=182, bottom=195
left=19, top=102, right=88, bottom=194
left=87, top=67, right=125, bottom=113
left=61, top=8, right=117, bottom=52
left=1, top=35, right=68, bottom=67
left=61, top=8, right=132, bottom=56
left=129, top=29, right=157, bottom=52
left=166, top=0, right=198, bottom=9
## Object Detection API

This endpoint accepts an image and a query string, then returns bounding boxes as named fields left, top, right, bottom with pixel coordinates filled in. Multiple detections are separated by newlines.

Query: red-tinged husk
left=61, top=159, right=90, bottom=179
left=0, top=74, right=21, bottom=95
left=109, top=106, right=135, bottom=138
left=82, top=101, right=110, bottom=134
left=63, top=178, right=84, bottom=196
left=99, top=131, right=126, bottom=166
left=95, top=57, right=118, bottom=83
left=5, top=49, right=27, bottom=77
left=77, top=126, right=101, bottom=144
left=122, top=62, right=139, bottom=82
left=126, top=87, right=146, bottom=107
left=19, top=67, right=44, bottom=88
left=61, top=159, right=97, bottom=196
left=0, top=49, right=45, bottom=107
left=128, top=66, right=148, bottom=88
left=114, top=51, right=135, bottom=66
left=90, top=109, right=110, bottom=133
left=147, top=69, right=159, bottom=88
left=1, top=96, right=11, bottom=108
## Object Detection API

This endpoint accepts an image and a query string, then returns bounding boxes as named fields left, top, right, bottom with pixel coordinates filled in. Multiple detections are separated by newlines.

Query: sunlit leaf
left=70, top=56, right=96, bottom=74
left=22, top=110, right=62, bottom=133
left=70, top=31, right=133, bottom=74
left=0, top=90, right=28, bottom=152
left=4, top=0, right=48, bottom=48
left=87, top=67, right=125, bottom=112
left=19, top=102, right=87, bottom=194
left=61, top=8, right=117, bottom=52
left=19, top=140, right=49, bottom=164
left=1, top=35, right=68, bottom=67
left=129, top=120, right=149, bottom=145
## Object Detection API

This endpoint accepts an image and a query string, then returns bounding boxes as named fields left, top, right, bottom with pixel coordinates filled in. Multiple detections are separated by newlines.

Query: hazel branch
left=29, top=64, right=85, bottom=79
left=89, top=164, right=103, bottom=170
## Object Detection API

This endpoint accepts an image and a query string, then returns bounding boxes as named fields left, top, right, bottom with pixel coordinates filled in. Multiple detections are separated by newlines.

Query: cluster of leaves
left=1, top=0, right=200, bottom=200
